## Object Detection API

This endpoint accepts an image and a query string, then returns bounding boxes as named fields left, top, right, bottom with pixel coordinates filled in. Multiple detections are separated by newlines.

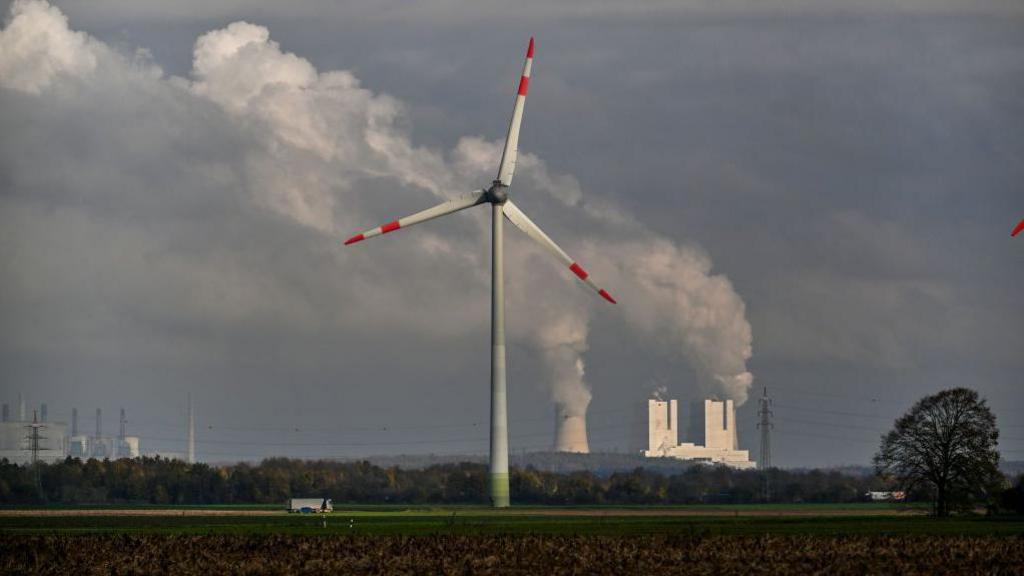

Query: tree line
left=2, top=456, right=896, bottom=506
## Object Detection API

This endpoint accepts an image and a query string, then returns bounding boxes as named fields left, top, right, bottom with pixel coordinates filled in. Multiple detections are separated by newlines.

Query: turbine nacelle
left=487, top=181, right=509, bottom=204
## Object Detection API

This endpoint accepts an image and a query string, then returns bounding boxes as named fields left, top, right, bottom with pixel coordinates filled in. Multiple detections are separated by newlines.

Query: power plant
left=641, top=397, right=755, bottom=469
left=2, top=395, right=141, bottom=464
left=0, top=397, right=68, bottom=465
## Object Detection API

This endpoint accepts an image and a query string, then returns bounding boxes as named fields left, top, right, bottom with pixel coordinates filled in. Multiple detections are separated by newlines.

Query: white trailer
left=866, top=491, right=906, bottom=502
left=287, top=498, right=333, bottom=513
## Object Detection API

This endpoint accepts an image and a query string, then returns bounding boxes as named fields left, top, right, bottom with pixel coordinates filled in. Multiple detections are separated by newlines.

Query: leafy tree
left=874, top=387, right=1002, bottom=516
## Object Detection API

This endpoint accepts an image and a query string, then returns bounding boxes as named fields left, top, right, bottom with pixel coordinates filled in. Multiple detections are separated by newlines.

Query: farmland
left=4, top=532, right=1024, bottom=575
left=1, top=506, right=1022, bottom=574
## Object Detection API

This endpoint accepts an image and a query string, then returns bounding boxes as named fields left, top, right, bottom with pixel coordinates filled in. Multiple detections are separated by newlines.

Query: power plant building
left=72, top=407, right=141, bottom=459
left=642, top=398, right=755, bottom=469
left=0, top=400, right=68, bottom=465
left=1, top=397, right=140, bottom=464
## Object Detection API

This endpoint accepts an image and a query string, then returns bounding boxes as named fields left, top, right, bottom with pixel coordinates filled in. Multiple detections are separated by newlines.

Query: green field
left=1, top=505, right=1020, bottom=537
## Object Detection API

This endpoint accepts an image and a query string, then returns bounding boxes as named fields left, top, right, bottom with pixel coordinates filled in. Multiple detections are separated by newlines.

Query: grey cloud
left=1, top=0, right=1021, bottom=468
left=1, top=1, right=761, bottom=463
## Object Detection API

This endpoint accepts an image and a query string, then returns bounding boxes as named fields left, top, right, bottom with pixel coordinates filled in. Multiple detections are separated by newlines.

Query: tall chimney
left=553, top=404, right=590, bottom=454
left=118, top=408, right=126, bottom=459
left=41, top=403, right=48, bottom=422
left=187, top=393, right=195, bottom=464
left=2, top=404, right=8, bottom=422
left=72, top=408, right=78, bottom=436
left=19, top=393, right=25, bottom=421
left=95, top=408, right=102, bottom=438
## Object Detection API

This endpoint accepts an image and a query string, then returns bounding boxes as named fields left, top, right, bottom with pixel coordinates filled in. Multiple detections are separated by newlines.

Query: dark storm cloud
left=1, top=0, right=1021, bottom=467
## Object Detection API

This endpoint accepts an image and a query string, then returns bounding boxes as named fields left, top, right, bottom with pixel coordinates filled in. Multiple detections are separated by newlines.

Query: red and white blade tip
left=569, top=262, right=616, bottom=304
left=599, top=290, right=617, bottom=304
left=1013, top=219, right=1024, bottom=237
left=343, top=234, right=364, bottom=246
left=527, top=37, right=535, bottom=58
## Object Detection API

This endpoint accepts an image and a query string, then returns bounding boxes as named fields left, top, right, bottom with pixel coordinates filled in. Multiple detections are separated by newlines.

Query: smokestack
left=72, top=408, right=78, bottom=436
left=95, top=408, right=102, bottom=438
left=187, top=393, right=195, bottom=464
left=118, top=408, right=126, bottom=459
left=553, top=404, right=589, bottom=453
left=2, top=404, right=7, bottom=422
left=41, top=403, right=47, bottom=422
left=19, top=393, right=25, bottom=421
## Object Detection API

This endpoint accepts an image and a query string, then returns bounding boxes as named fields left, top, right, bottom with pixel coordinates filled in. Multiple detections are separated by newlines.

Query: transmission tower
left=25, top=409, right=47, bottom=498
left=756, top=386, right=773, bottom=500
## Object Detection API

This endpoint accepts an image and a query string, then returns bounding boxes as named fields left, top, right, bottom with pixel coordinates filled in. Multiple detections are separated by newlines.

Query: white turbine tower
left=344, top=38, right=616, bottom=507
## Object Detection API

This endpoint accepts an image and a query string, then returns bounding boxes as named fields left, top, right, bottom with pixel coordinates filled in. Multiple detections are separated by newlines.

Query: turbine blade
left=344, top=191, right=487, bottom=245
left=502, top=200, right=616, bottom=304
left=495, top=37, right=534, bottom=187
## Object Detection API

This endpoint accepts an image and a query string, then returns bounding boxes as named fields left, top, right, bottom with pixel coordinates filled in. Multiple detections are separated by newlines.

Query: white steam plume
left=589, top=238, right=755, bottom=404
left=536, top=313, right=590, bottom=418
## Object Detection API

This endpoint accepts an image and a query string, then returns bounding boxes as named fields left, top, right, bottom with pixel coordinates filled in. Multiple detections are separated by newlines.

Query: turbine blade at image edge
left=495, top=37, right=534, bottom=187
left=502, top=200, right=616, bottom=304
left=344, top=191, right=487, bottom=245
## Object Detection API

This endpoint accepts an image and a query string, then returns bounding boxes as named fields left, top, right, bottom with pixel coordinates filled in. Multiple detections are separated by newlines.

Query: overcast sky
left=1, top=0, right=1021, bottom=467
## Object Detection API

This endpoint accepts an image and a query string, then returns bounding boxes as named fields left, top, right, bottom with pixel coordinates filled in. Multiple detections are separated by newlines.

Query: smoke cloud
left=536, top=313, right=590, bottom=417
left=597, top=239, right=755, bottom=405
left=0, top=0, right=756, bottom=439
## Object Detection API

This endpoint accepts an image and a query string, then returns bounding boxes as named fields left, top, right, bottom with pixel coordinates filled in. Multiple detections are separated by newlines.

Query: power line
left=773, top=401, right=897, bottom=422
left=770, top=383, right=891, bottom=405
left=782, top=416, right=887, bottom=433
left=124, top=420, right=638, bottom=450
left=131, top=406, right=641, bottom=435
left=774, top=429, right=878, bottom=446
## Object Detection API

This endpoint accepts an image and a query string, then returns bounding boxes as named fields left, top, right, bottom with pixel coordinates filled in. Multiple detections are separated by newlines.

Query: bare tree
left=874, top=388, right=1002, bottom=516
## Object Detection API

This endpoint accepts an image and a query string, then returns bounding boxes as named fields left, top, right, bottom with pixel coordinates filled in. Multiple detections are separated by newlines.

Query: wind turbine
left=344, top=38, right=616, bottom=507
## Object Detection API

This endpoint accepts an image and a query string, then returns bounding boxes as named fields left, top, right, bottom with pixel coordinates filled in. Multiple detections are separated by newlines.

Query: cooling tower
left=553, top=405, right=589, bottom=453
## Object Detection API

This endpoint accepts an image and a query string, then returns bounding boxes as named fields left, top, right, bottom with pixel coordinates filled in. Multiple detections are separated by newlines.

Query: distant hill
left=353, top=454, right=1024, bottom=478
left=358, top=452, right=701, bottom=477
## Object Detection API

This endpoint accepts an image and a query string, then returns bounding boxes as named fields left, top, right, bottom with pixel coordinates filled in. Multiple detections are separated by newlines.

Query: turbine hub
left=488, top=181, right=509, bottom=204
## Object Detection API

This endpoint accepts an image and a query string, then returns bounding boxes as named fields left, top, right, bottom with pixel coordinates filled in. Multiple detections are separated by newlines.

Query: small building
left=642, top=398, right=755, bottom=469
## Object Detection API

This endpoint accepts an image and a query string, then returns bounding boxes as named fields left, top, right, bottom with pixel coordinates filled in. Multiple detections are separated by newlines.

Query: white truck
left=866, top=491, right=906, bottom=502
left=287, top=498, right=333, bottom=513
